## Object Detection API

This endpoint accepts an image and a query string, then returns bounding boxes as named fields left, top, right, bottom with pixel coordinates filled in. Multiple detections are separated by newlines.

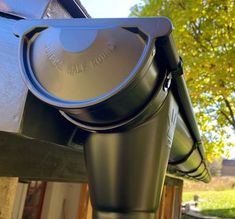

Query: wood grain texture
left=156, top=176, right=183, bottom=219
left=0, top=177, right=18, bottom=219
left=0, top=131, right=88, bottom=182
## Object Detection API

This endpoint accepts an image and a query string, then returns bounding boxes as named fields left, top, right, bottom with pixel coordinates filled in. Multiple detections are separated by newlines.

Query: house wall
left=12, top=182, right=28, bottom=219
left=221, top=159, right=235, bottom=176
left=41, top=182, right=82, bottom=219
left=221, top=166, right=235, bottom=176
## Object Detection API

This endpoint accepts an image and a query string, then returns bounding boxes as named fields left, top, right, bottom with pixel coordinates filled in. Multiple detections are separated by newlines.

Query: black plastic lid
left=16, top=18, right=173, bottom=127
left=29, top=26, right=145, bottom=102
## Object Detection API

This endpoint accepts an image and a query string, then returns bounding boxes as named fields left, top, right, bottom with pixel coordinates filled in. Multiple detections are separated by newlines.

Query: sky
left=80, top=0, right=140, bottom=18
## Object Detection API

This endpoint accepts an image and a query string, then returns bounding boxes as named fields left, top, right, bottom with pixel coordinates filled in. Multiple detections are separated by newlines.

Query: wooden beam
left=0, top=131, right=87, bottom=182
left=165, top=175, right=184, bottom=187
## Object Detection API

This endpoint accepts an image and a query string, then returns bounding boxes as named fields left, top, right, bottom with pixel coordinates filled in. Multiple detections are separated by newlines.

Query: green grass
left=183, top=190, right=235, bottom=218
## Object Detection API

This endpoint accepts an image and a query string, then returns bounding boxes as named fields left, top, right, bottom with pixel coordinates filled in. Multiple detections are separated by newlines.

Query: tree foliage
left=131, top=0, right=235, bottom=160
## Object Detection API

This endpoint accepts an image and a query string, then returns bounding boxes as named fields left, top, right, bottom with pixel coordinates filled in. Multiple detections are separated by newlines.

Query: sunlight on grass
left=183, top=190, right=235, bottom=218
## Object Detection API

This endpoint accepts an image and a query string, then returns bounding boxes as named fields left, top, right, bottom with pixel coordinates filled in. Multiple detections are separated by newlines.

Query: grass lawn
left=183, top=190, right=235, bottom=218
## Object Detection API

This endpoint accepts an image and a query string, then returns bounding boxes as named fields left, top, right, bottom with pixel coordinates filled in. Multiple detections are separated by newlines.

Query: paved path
left=182, top=202, right=231, bottom=219
left=183, top=211, right=226, bottom=219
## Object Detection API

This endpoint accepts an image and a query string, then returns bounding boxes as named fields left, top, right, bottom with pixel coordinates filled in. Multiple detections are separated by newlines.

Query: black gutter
left=156, top=35, right=211, bottom=182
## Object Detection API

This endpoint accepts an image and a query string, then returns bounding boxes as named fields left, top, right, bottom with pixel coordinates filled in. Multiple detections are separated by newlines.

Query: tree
left=131, top=0, right=235, bottom=161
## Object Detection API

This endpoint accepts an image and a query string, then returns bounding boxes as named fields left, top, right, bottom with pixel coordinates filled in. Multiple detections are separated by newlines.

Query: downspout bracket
left=170, top=57, right=184, bottom=78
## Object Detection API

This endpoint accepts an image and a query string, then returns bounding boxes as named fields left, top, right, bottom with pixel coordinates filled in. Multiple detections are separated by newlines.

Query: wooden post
left=164, top=185, right=176, bottom=219
left=86, top=198, right=92, bottom=219
left=0, top=177, right=18, bottom=219
left=156, top=176, right=183, bottom=219
left=156, top=185, right=166, bottom=219
left=173, top=185, right=183, bottom=219
left=77, top=184, right=90, bottom=219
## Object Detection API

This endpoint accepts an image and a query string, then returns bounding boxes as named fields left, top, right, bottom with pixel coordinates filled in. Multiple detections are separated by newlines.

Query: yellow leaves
left=192, top=51, right=198, bottom=56
left=179, top=27, right=185, bottom=33
left=207, top=154, right=213, bottom=163
left=204, top=77, right=210, bottom=83
left=227, top=66, right=233, bottom=73
left=225, top=22, right=233, bottom=28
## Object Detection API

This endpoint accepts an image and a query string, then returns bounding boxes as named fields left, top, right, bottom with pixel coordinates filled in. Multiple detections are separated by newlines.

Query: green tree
left=131, top=0, right=235, bottom=161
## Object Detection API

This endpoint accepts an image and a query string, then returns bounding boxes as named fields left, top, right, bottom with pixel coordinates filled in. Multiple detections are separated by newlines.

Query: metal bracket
left=163, top=57, right=184, bottom=91
left=171, top=57, right=184, bottom=78
left=168, top=141, right=199, bottom=166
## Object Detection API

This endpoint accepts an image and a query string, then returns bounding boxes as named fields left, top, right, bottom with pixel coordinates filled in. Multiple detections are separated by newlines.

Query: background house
left=221, top=159, right=235, bottom=176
